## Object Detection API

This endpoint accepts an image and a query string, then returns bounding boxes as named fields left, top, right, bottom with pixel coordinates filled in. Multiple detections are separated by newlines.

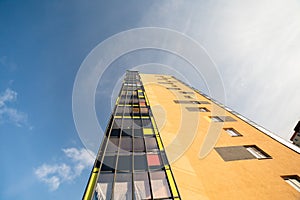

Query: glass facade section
left=84, top=71, right=180, bottom=200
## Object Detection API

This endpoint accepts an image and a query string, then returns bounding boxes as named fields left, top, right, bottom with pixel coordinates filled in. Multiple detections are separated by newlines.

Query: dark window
left=210, top=116, right=236, bottom=122
left=133, top=138, right=145, bottom=152
left=174, top=100, right=209, bottom=104
left=123, top=119, right=133, bottom=129
left=120, top=137, right=133, bottom=152
left=145, top=137, right=158, bottom=151
left=133, top=119, right=142, bottom=129
left=158, top=82, right=173, bottom=84
left=112, top=119, right=122, bottom=129
left=106, top=138, right=120, bottom=152
left=142, top=119, right=152, bottom=128
left=167, top=88, right=181, bottom=90
left=101, top=155, right=117, bottom=171
left=134, top=128, right=143, bottom=137
left=117, top=155, right=132, bottom=171
left=215, top=146, right=255, bottom=161
left=122, top=129, right=133, bottom=137
left=186, top=107, right=210, bottom=112
left=215, top=145, right=271, bottom=161
left=134, top=154, right=147, bottom=171
left=180, top=91, right=194, bottom=94
left=110, top=128, right=121, bottom=137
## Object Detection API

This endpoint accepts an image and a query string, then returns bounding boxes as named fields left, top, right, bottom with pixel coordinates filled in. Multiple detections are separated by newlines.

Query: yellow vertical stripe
left=166, top=169, right=179, bottom=197
left=151, top=117, right=157, bottom=130
left=83, top=167, right=99, bottom=200
left=156, top=135, right=164, bottom=150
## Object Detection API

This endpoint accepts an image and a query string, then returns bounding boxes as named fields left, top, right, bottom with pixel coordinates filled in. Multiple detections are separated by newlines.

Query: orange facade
left=141, top=74, right=300, bottom=200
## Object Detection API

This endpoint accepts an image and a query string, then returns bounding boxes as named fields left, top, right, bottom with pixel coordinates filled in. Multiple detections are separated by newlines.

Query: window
left=134, top=172, right=151, bottom=199
left=119, top=137, right=133, bottom=152
left=117, top=155, right=132, bottom=171
left=174, top=100, right=210, bottom=104
left=158, top=82, right=173, bottom=84
left=186, top=107, right=210, bottom=112
left=224, top=128, right=242, bottom=137
left=211, top=116, right=223, bottom=122
left=210, top=116, right=236, bottom=122
left=180, top=91, right=194, bottom=94
left=167, top=87, right=181, bottom=90
left=133, top=138, right=145, bottom=152
left=96, top=173, right=114, bottom=199
left=150, top=171, right=171, bottom=199
left=101, top=155, right=117, bottom=171
left=245, top=145, right=271, bottom=159
left=184, top=95, right=192, bottom=99
left=106, top=138, right=120, bottom=152
left=282, top=175, right=300, bottom=192
left=145, top=137, right=158, bottom=151
left=113, top=173, right=132, bottom=199
left=215, top=145, right=271, bottom=161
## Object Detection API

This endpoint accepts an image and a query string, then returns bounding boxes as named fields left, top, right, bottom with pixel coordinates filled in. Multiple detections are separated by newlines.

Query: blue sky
left=1, top=1, right=300, bottom=199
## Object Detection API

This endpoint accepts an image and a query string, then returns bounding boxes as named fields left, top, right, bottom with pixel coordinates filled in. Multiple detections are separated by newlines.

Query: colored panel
left=147, top=154, right=161, bottom=166
left=143, top=128, right=153, bottom=135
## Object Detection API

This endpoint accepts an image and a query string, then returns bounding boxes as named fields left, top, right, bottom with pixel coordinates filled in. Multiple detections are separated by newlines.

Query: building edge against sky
left=83, top=71, right=300, bottom=200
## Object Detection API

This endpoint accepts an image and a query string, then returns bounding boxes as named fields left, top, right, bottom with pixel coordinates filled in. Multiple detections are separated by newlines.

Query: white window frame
left=283, top=176, right=300, bottom=192
left=225, top=128, right=242, bottom=137
left=245, top=146, right=269, bottom=159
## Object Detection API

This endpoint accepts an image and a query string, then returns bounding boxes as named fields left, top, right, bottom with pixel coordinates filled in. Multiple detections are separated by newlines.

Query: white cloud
left=35, top=164, right=70, bottom=191
left=0, top=88, right=17, bottom=107
left=35, top=147, right=95, bottom=191
left=0, top=88, right=29, bottom=127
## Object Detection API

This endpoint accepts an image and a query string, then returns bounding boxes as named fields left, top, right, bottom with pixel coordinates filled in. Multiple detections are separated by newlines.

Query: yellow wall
left=140, top=74, right=300, bottom=200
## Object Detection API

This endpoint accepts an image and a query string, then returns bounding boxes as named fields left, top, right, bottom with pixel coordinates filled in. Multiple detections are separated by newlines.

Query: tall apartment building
left=83, top=71, right=300, bottom=200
